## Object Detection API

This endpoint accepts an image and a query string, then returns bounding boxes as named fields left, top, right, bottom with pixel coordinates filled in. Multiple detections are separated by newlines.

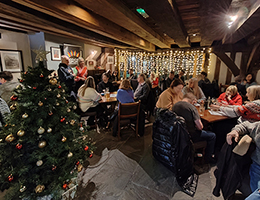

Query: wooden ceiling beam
left=11, top=0, right=155, bottom=51
left=74, top=0, right=171, bottom=49
left=0, top=3, right=130, bottom=49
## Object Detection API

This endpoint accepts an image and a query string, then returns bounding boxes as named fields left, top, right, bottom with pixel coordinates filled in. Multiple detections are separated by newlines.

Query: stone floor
left=73, top=118, right=229, bottom=200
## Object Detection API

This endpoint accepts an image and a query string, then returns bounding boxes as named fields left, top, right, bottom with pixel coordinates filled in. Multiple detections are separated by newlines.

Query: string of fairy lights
left=114, top=48, right=212, bottom=78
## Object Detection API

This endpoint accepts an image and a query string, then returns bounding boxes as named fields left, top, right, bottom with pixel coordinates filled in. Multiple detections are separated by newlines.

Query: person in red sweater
left=217, top=85, right=242, bottom=105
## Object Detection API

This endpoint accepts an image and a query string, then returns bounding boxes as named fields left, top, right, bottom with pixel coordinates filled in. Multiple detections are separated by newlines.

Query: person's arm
left=58, top=67, right=74, bottom=81
left=228, top=94, right=243, bottom=105
left=217, top=93, right=225, bottom=103
left=194, top=119, right=203, bottom=130
left=97, top=82, right=103, bottom=93
left=219, top=106, right=240, bottom=118
left=198, top=87, right=206, bottom=101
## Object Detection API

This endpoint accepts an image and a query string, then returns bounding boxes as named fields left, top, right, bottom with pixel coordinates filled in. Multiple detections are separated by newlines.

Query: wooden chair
left=117, top=101, right=141, bottom=140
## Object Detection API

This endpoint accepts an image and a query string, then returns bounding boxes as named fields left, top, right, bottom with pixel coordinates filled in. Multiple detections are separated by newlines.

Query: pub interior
left=0, top=0, right=260, bottom=199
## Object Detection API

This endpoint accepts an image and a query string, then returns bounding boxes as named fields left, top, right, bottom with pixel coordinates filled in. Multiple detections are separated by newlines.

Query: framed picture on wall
left=63, top=44, right=81, bottom=66
left=0, top=50, right=24, bottom=72
left=107, top=56, right=114, bottom=64
left=50, top=47, right=61, bottom=61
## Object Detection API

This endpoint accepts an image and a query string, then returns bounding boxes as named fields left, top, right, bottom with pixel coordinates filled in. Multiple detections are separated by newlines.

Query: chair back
left=118, top=101, right=140, bottom=119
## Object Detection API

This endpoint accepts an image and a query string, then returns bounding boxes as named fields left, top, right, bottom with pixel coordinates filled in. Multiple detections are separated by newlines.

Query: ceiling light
left=193, top=34, right=196, bottom=36
left=136, top=8, right=149, bottom=18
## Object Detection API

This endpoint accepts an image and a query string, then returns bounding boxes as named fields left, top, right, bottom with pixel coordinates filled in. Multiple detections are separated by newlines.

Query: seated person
left=217, top=85, right=242, bottom=106
left=74, top=57, right=88, bottom=92
left=183, top=78, right=206, bottom=102
left=77, top=76, right=103, bottom=125
left=245, top=73, right=258, bottom=89
left=198, top=71, right=211, bottom=87
left=175, top=69, right=185, bottom=83
left=211, top=85, right=260, bottom=122
left=156, top=79, right=184, bottom=110
left=0, top=71, right=19, bottom=105
left=227, top=120, right=260, bottom=196
left=172, top=93, right=216, bottom=163
left=111, top=70, right=118, bottom=81
left=165, top=71, right=175, bottom=89
left=128, top=68, right=137, bottom=80
left=134, top=73, right=150, bottom=105
left=230, top=75, right=246, bottom=96
left=97, top=73, right=115, bottom=93
left=112, top=79, right=134, bottom=137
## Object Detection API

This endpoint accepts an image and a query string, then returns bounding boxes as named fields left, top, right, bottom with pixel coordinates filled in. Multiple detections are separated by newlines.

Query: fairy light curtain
left=114, top=48, right=212, bottom=78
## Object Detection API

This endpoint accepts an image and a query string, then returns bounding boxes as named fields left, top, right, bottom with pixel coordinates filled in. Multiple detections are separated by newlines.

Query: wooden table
left=200, top=109, right=230, bottom=123
left=99, top=92, right=117, bottom=104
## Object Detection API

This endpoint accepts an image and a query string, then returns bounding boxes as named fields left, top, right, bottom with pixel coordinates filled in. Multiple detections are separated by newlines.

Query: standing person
left=97, top=73, right=115, bottom=93
left=156, top=79, right=184, bottom=111
left=77, top=76, right=103, bottom=126
left=128, top=68, right=137, bottom=80
left=0, top=71, right=19, bottom=105
left=172, top=93, right=216, bottom=163
left=183, top=78, right=206, bottom=102
left=74, top=57, right=88, bottom=92
left=217, top=85, right=242, bottom=106
left=58, top=55, right=75, bottom=96
left=112, top=79, right=135, bottom=137
left=175, top=69, right=185, bottom=83
left=245, top=73, right=258, bottom=89
left=150, top=72, right=159, bottom=99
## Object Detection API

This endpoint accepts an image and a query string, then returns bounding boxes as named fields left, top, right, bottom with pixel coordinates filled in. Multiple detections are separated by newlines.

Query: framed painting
left=0, top=50, right=24, bottom=72
left=51, top=47, right=61, bottom=61
left=63, top=44, right=81, bottom=66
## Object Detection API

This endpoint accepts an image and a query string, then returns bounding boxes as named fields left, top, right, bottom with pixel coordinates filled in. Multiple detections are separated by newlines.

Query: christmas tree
left=0, top=61, right=95, bottom=199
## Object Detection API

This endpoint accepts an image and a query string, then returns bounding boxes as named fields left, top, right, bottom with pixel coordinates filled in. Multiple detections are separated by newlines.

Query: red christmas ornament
left=58, top=85, right=62, bottom=89
left=33, top=87, right=37, bottom=90
left=48, top=111, right=53, bottom=116
left=84, top=146, right=89, bottom=151
left=40, top=74, right=44, bottom=78
left=60, top=118, right=65, bottom=122
left=62, top=184, right=67, bottom=189
left=89, top=154, right=93, bottom=158
left=8, top=175, right=13, bottom=182
left=16, top=143, right=22, bottom=149
left=52, top=166, right=57, bottom=171
left=24, top=72, right=27, bottom=75
left=65, top=100, right=68, bottom=104
left=54, top=73, right=57, bottom=76
left=19, top=79, right=23, bottom=83
left=76, top=161, right=80, bottom=165
left=10, top=95, right=18, bottom=101
left=44, top=98, right=47, bottom=100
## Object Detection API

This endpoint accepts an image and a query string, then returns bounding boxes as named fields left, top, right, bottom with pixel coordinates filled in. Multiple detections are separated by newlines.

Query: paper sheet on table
left=208, top=110, right=226, bottom=116
left=110, top=93, right=117, bottom=98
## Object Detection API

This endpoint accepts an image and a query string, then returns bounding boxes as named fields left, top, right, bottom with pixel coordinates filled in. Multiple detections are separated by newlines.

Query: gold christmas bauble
left=70, top=120, right=75, bottom=125
left=56, top=102, right=60, bottom=106
left=38, top=141, right=46, bottom=148
left=49, top=78, right=57, bottom=85
left=47, top=128, right=52, bottom=133
left=57, top=94, right=61, bottom=98
left=37, top=127, right=45, bottom=134
left=20, top=186, right=26, bottom=192
left=48, top=88, right=52, bottom=92
left=68, top=152, right=73, bottom=158
left=35, top=185, right=45, bottom=193
left=67, top=108, right=71, bottom=113
left=62, top=89, right=65, bottom=93
left=22, top=113, right=28, bottom=118
left=62, top=136, right=67, bottom=142
left=5, top=134, right=15, bottom=143
left=38, top=101, right=43, bottom=106
left=0, top=139, right=3, bottom=142
left=17, top=130, right=25, bottom=137
left=10, top=104, right=16, bottom=110
left=36, top=160, right=43, bottom=166
left=73, top=105, right=77, bottom=110
left=16, top=85, right=22, bottom=90
left=77, top=164, right=83, bottom=172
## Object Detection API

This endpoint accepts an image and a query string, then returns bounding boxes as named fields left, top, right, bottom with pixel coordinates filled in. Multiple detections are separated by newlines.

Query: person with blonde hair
left=74, top=57, right=88, bottom=92
left=156, top=79, right=184, bottom=110
left=183, top=77, right=206, bottom=102
left=211, top=85, right=260, bottom=122
left=217, top=85, right=242, bottom=105
left=77, top=76, right=102, bottom=125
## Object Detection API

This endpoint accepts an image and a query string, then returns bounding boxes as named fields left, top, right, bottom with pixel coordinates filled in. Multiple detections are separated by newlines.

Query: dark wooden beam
left=74, top=0, right=171, bottom=49
left=11, top=0, right=155, bottom=51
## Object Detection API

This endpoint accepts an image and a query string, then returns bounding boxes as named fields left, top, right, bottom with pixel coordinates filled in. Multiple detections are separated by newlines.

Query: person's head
left=129, top=68, right=134, bottom=75
left=246, top=73, right=255, bottom=84
left=150, top=72, right=155, bottom=79
left=79, top=76, right=96, bottom=96
left=169, top=71, right=175, bottom=79
left=234, top=75, right=242, bottom=83
left=102, top=73, right=109, bottom=83
left=183, top=92, right=197, bottom=104
left=61, top=55, right=70, bottom=66
left=113, top=71, right=118, bottom=76
left=196, top=74, right=203, bottom=81
left=201, top=71, right=207, bottom=78
left=77, top=57, right=85, bottom=67
left=0, top=71, right=13, bottom=84
left=225, top=85, right=238, bottom=96
left=170, top=78, right=184, bottom=94
left=246, top=85, right=260, bottom=101
left=188, top=78, right=198, bottom=89
left=179, top=70, right=185, bottom=77
left=137, top=73, right=146, bottom=83
left=119, top=79, right=132, bottom=90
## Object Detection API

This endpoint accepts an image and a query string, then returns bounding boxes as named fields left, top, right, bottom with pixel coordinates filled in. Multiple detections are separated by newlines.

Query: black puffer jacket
left=152, top=109, right=194, bottom=186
